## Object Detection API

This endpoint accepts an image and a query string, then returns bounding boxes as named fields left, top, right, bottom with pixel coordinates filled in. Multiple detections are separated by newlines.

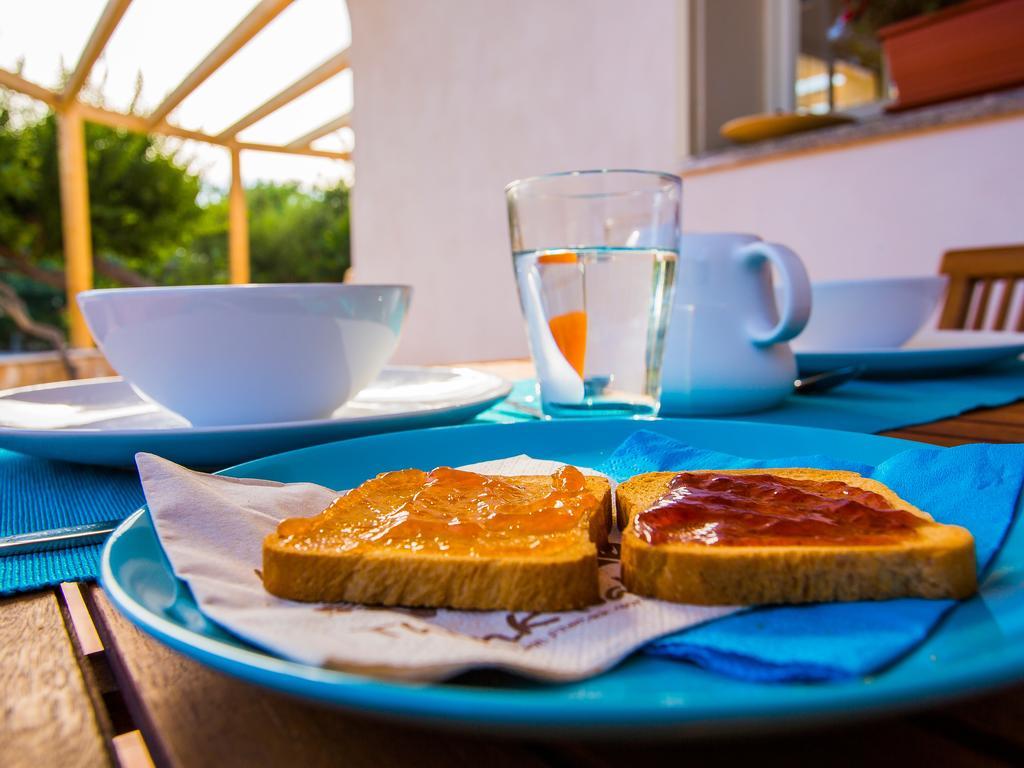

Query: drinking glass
left=506, top=169, right=681, bottom=417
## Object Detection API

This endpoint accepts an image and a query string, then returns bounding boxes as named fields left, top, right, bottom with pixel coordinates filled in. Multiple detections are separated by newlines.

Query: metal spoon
left=794, top=365, right=865, bottom=395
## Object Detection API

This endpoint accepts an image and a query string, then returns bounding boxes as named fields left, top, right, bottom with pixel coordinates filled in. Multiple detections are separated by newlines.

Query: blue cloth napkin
left=601, top=430, right=1024, bottom=682
left=481, top=362, right=1024, bottom=434
left=0, top=450, right=143, bottom=595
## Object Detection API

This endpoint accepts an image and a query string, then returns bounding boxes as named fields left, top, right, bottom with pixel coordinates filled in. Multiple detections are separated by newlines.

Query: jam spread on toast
left=275, top=465, right=599, bottom=556
left=635, top=472, right=925, bottom=546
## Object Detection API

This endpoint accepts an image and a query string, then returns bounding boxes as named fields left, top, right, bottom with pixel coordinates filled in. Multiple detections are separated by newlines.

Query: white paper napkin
left=136, top=453, right=739, bottom=682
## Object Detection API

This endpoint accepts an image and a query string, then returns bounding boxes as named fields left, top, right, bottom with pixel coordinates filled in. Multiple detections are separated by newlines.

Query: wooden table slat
left=879, top=428, right=971, bottom=447
left=111, top=730, right=156, bottom=768
left=0, top=590, right=111, bottom=768
left=891, top=417, right=1024, bottom=443
left=955, top=401, right=1024, bottom=426
left=60, top=582, right=104, bottom=657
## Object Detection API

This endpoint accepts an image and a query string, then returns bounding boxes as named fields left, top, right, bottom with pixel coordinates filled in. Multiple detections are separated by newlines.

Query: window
left=797, top=0, right=886, bottom=114
left=684, top=0, right=891, bottom=155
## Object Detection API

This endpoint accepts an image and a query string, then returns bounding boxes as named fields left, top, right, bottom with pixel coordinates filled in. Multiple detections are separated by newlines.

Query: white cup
left=78, top=284, right=411, bottom=426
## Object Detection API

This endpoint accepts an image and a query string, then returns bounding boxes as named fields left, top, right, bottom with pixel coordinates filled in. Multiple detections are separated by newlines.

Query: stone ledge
left=683, top=86, right=1024, bottom=176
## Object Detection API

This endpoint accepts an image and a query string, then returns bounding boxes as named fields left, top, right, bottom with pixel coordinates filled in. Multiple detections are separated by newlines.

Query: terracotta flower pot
left=879, top=0, right=1024, bottom=111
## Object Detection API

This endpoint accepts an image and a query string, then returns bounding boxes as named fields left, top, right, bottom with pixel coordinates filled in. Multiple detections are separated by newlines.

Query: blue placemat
left=743, top=360, right=1024, bottom=432
left=601, top=430, right=1024, bottom=682
left=480, top=361, right=1024, bottom=433
left=0, top=450, right=143, bottom=595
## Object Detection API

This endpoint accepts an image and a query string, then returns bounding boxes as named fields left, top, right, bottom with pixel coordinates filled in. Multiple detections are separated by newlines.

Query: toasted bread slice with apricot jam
left=263, top=466, right=611, bottom=611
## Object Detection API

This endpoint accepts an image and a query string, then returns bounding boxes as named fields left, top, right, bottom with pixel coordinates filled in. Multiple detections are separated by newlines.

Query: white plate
left=0, top=367, right=511, bottom=467
left=796, top=330, right=1024, bottom=377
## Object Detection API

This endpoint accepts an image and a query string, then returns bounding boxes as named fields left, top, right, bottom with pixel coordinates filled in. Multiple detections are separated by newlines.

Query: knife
left=0, top=519, right=124, bottom=556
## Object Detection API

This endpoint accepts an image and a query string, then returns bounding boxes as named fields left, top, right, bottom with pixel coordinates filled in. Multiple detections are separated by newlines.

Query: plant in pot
left=848, top=0, right=1024, bottom=110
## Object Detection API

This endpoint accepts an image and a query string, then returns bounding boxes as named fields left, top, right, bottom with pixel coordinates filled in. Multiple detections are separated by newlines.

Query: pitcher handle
left=739, top=241, right=812, bottom=347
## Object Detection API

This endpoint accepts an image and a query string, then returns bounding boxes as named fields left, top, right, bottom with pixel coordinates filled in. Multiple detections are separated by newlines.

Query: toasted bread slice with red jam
left=618, top=468, right=976, bottom=606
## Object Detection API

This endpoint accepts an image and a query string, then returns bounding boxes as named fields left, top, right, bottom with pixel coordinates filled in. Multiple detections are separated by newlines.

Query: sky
left=0, top=0, right=353, bottom=190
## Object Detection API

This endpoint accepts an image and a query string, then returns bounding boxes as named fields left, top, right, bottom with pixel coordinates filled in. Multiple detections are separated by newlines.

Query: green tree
left=192, top=182, right=351, bottom=285
left=0, top=95, right=208, bottom=346
left=0, top=100, right=206, bottom=288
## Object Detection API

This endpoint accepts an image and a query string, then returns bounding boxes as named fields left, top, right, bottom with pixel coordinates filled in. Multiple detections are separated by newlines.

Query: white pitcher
left=660, top=233, right=812, bottom=416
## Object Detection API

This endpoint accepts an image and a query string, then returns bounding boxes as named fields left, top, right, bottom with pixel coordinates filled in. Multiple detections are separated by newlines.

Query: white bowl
left=78, top=284, right=411, bottom=426
left=790, top=276, right=947, bottom=352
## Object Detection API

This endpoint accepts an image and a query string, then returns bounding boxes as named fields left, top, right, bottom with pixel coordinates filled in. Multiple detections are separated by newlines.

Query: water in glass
left=513, top=246, right=676, bottom=416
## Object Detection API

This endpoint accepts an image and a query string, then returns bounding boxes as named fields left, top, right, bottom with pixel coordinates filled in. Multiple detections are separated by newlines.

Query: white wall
left=347, top=0, right=683, bottom=364
left=684, top=117, right=1024, bottom=280
left=347, top=1, right=1024, bottom=364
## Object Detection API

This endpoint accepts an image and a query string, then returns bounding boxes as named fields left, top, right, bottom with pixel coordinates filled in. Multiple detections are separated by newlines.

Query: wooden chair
left=938, top=245, right=1024, bottom=331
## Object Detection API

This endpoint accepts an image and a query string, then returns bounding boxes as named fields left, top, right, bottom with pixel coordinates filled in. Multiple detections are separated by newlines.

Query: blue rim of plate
left=795, top=341, right=1024, bottom=377
left=100, top=418, right=1024, bottom=736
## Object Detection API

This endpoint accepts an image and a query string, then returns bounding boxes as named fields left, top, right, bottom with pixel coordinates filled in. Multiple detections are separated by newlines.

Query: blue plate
left=101, top=419, right=1024, bottom=737
left=796, top=330, right=1024, bottom=378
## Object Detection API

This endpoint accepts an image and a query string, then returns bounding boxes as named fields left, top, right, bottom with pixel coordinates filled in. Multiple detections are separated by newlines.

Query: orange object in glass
left=537, top=250, right=588, bottom=377
left=547, top=310, right=587, bottom=377
left=635, top=472, right=926, bottom=547
left=275, top=465, right=599, bottom=556
left=537, top=252, right=578, bottom=265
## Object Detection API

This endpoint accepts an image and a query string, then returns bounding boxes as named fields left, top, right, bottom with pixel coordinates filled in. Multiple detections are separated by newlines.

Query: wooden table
left=5, top=361, right=1024, bottom=768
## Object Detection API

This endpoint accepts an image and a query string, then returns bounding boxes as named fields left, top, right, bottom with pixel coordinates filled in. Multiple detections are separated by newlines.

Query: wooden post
left=57, top=103, right=94, bottom=348
left=228, top=145, right=250, bottom=284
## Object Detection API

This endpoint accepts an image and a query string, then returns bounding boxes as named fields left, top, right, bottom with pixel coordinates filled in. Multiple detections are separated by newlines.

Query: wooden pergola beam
left=147, top=0, right=295, bottom=127
left=235, top=140, right=350, bottom=161
left=79, top=102, right=214, bottom=142
left=215, top=48, right=350, bottom=141
left=0, top=67, right=352, bottom=160
left=63, top=0, right=134, bottom=102
left=285, top=112, right=351, bottom=149
left=75, top=101, right=351, bottom=159
left=0, top=69, right=57, bottom=106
